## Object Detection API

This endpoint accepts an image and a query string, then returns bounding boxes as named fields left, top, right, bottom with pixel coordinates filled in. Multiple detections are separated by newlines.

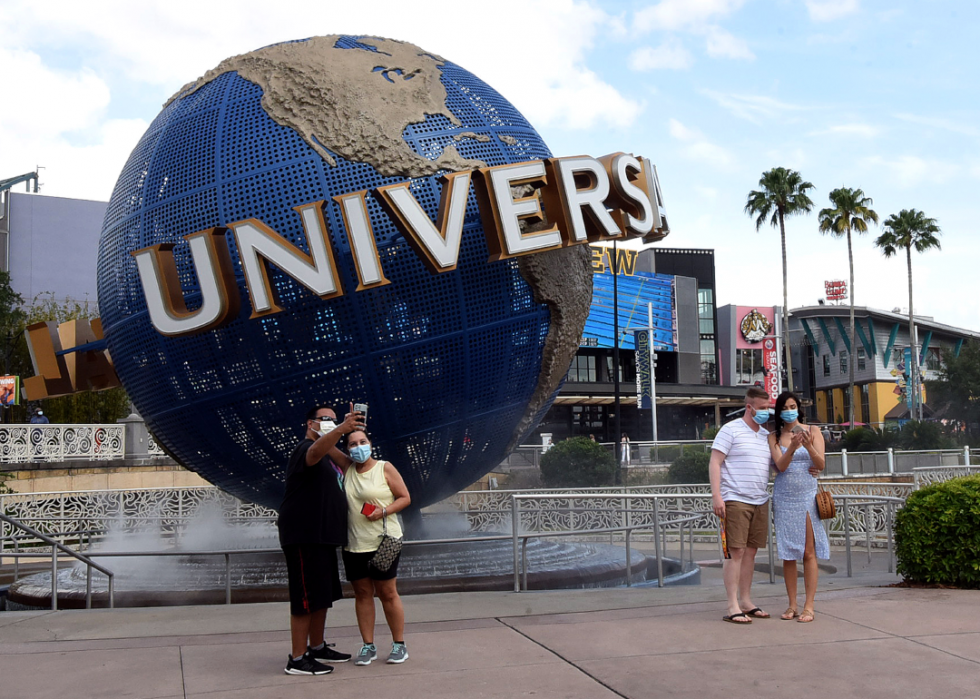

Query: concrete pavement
left=1, top=561, right=978, bottom=698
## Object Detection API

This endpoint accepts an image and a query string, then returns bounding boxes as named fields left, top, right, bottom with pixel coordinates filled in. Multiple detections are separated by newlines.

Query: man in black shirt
left=279, top=404, right=362, bottom=675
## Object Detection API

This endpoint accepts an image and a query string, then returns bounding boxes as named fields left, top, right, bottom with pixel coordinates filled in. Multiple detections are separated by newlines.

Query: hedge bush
left=895, top=475, right=980, bottom=588
left=668, top=450, right=710, bottom=484
left=540, top=437, right=617, bottom=488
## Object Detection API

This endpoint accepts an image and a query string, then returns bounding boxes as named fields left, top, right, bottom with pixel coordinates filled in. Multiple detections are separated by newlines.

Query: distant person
left=30, top=409, right=49, bottom=424
left=768, top=391, right=829, bottom=624
left=620, top=432, right=631, bottom=466
left=709, top=386, right=773, bottom=624
left=335, top=428, right=412, bottom=666
left=589, top=434, right=596, bottom=442
left=821, top=425, right=831, bottom=443
left=278, top=404, right=362, bottom=676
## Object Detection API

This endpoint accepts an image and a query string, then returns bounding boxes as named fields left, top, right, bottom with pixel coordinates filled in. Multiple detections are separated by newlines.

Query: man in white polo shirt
left=710, top=386, right=773, bottom=624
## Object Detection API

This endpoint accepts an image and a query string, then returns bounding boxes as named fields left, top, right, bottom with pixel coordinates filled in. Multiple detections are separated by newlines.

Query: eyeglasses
left=313, top=415, right=336, bottom=422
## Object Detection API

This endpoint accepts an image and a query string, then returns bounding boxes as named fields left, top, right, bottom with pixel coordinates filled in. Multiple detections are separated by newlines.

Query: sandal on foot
left=722, top=613, right=752, bottom=624
left=798, top=608, right=815, bottom=623
left=781, top=608, right=798, bottom=620
left=742, top=607, right=770, bottom=619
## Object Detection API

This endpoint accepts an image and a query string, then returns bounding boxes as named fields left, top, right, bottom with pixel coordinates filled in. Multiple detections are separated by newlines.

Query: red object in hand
left=361, top=503, right=377, bottom=517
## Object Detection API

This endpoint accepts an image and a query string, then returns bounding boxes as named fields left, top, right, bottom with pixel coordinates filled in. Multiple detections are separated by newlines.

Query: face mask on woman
left=349, top=444, right=372, bottom=463
left=780, top=410, right=799, bottom=423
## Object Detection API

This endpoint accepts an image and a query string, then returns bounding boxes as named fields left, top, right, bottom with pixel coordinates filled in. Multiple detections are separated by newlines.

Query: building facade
left=789, top=305, right=980, bottom=427
left=534, top=247, right=744, bottom=443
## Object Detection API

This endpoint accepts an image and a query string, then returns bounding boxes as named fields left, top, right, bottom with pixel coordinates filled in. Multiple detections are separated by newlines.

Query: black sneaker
left=308, top=643, right=352, bottom=663
left=285, top=653, right=333, bottom=675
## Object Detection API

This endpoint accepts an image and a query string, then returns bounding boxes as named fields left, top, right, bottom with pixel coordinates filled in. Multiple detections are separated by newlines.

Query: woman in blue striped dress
left=768, top=391, right=829, bottom=623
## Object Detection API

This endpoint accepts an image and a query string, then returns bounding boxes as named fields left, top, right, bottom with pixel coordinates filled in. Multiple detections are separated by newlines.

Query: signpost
left=630, top=303, right=658, bottom=460
left=825, top=280, right=848, bottom=303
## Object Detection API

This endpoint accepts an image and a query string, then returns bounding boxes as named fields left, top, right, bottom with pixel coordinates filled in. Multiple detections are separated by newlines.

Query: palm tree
left=875, top=209, right=941, bottom=421
left=818, top=188, right=879, bottom=427
left=744, top=168, right=815, bottom=393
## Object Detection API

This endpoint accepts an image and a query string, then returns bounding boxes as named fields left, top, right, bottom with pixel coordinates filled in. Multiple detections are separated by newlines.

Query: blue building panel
left=581, top=269, right=677, bottom=351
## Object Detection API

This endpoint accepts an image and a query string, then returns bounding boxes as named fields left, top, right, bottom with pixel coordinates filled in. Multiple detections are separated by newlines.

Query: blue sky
left=2, top=0, right=977, bottom=331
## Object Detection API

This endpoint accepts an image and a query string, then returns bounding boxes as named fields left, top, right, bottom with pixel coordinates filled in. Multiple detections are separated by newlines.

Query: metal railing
left=0, top=491, right=904, bottom=607
left=827, top=446, right=974, bottom=477
left=0, top=513, right=115, bottom=610
left=0, top=424, right=126, bottom=463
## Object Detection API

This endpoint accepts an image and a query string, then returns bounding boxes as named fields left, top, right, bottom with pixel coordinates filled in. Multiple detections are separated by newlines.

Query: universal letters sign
left=132, top=153, right=668, bottom=338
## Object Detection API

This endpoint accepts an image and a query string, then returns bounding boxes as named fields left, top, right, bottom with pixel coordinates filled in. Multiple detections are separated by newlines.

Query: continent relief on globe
left=166, top=35, right=484, bottom=179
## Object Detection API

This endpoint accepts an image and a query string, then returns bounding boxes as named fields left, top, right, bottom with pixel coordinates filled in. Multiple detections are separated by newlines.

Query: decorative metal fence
left=0, top=425, right=126, bottom=463
left=912, top=465, right=980, bottom=489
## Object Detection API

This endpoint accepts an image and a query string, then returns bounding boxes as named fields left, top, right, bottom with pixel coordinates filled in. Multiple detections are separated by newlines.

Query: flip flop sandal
left=798, top=609, right=815, bottom=623
left=743, top=607, right=770, bottom=619
left=722, top=613, right=753, bottom=624
left=781, top=608, right=799, bottom=620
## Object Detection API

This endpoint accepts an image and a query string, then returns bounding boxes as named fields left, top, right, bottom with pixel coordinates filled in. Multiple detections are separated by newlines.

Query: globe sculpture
left=97, top=36, right=592, bottom=513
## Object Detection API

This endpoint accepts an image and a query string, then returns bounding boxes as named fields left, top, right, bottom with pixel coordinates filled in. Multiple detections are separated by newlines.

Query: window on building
left=894, top=348, right=905, bottom=368
left=842, top=386, right=851, bottom=420
left=604, top=354, right=636, bottom=383
left=566, top=354, right=596, bottom=382
left=823, top=354, right=831, bottom=377
left=700, top=338, right=717, bottom=384
left=840, top=352, right=848, bottom=374
left=860, top=384, right=870, bottom=424
left=858, top=347, right=866, bottom=371
left=698, top=289, right=714, bottom=334
left=571, top=405, right=605, bottom=435
left=736, top=348, right=764, bottom=385
left=925, top=347, right=942, bottom=371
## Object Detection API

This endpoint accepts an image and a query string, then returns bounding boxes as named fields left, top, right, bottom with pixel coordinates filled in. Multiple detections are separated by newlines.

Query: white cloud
left=894, top=113, right=980, bottom=138
left=861, top=155, right=959, bottom=189
left=630, top=40, right=693, bottom=71
left=635, top=0, right=746, bottom=32
left=805, top=0, right=860, bottom=22
left=4, top=1, right=641, bottom=132
left=701, top=90, right=804, bottom=123
left=704, top=26, right=755, bottom=60
left=668, top=118, right=735, bottom=169
left=809, top=123, right=880, bottom=138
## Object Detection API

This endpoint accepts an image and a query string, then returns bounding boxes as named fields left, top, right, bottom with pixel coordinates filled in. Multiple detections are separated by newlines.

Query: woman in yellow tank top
left=339, top=429, right=411, bottom=666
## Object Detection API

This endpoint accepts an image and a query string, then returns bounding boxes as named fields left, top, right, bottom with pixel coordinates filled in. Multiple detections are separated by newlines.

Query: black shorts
left=282, top=544, right=343, bottom=616
left=342, top=549, right=401, bottom=582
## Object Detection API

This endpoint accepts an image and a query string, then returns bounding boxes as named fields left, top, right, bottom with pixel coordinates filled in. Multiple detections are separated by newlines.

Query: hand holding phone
left=361, top=502, right=377, bottom=517
left=353, top=402, right=368, bottom=427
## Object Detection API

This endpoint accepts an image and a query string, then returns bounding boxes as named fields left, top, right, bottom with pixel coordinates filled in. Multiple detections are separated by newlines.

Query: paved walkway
left=1, top=562, right=978, bottom=698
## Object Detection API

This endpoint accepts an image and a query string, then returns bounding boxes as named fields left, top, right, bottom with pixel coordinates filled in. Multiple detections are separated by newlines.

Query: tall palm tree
left=818, top=188, right=879, bottom=427
left=744, top=168, right=814, bottom=393
left=875, top=209, right=941, bottom=421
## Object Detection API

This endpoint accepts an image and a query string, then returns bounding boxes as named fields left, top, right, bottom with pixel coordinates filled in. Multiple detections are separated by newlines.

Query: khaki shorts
left=724, top=500, right=769, bottom=550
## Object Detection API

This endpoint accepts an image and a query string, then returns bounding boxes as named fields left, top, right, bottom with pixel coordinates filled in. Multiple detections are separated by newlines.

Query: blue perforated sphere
left=97, top=36, right=580, bottom=511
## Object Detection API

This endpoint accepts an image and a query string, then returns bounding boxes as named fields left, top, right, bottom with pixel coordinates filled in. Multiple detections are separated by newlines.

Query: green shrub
left=0, top=469, right=13, bottom=495
left=702, top=425, right=720, bottom=441
left=842, top=427, right=883, bottom=452
left=895, top=475, right=980, bottom=588
left=651, top=444, right=682, bottom=463
left=897, top=421, right=953, bottom=450
left=668, top=451, right=710, bottom=484
left=540, top=437, right=617, bottom=488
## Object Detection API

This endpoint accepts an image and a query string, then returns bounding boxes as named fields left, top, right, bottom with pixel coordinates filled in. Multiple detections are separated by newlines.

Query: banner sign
left=763, top=338, right=779, bottom=403
left=0, top=375, right=20, bottom=406
left=635, top=329, right=653, bottom=409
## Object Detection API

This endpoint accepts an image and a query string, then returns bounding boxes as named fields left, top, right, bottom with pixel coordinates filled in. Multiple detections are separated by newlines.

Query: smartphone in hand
left=353, top=402, right=368, bottom=427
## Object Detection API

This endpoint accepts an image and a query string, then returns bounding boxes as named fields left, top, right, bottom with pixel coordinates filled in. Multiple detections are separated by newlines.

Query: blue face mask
left=751, top=408, right=771, bottom=425
left=349, top=444, right=372, bottom=463
left=780, top=410, right=799, bottom=423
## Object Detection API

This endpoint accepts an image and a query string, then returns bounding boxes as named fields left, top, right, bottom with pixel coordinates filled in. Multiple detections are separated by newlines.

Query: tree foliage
left=667, top=450, right=710, bottom=484
left=539, top=437, right=617, bottom=488
left=928, top=340, right=980, bottom=437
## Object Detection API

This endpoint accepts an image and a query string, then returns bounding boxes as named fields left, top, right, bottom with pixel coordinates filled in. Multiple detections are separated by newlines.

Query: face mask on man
left=349, top=444, right=372, bottom=463
left=751, top=408, right=770, bottom=425
left=314, top=419, right=337, bottom=436
left=780, top=410, right=799, bottom=423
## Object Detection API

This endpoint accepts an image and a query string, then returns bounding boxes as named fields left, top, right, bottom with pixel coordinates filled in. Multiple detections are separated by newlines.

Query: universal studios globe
left=97, top=35, right=593, bottom=513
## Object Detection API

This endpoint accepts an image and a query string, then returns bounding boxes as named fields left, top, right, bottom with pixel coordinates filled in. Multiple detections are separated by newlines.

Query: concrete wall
left=673, top=275, right=700, bottom=384
left=6, top=192, right=106, bottom=305
left=3, top=464, right=209, bottom=493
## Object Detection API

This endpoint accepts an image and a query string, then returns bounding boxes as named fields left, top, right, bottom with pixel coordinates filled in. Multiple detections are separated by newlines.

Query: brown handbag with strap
left=815, top=485, right=836, bottom=520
